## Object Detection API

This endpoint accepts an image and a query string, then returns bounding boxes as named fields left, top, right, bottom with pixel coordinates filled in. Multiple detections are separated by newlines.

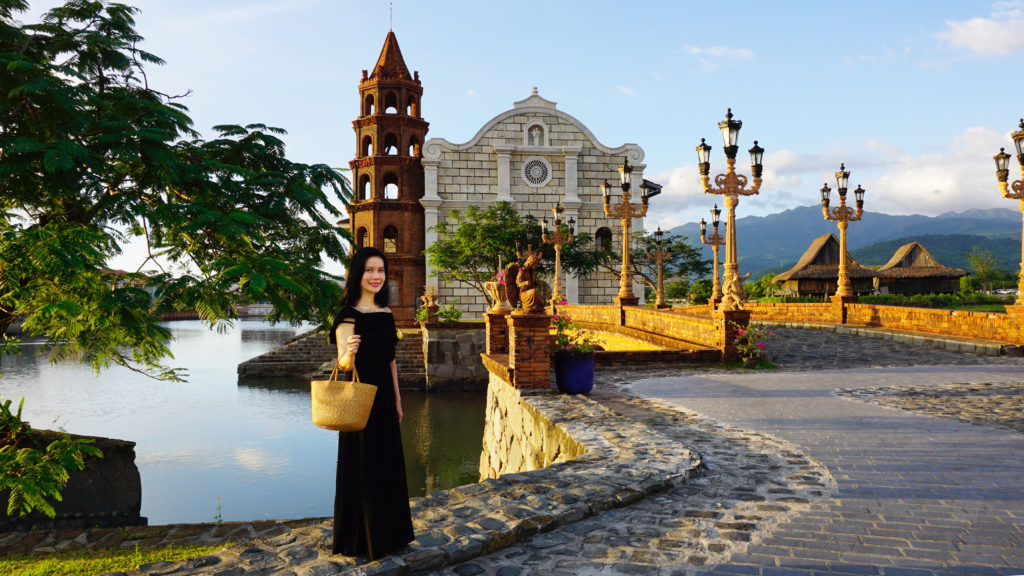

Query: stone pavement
left=440, top=327, right=1024, bottom=576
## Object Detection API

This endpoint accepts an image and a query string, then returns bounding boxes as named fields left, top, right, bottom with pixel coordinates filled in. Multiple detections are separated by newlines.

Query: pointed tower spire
left=369, top=31, right=412, bottom=81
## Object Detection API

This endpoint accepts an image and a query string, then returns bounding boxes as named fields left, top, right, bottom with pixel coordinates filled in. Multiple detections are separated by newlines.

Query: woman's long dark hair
left=341, top=246, right=390, bottom=308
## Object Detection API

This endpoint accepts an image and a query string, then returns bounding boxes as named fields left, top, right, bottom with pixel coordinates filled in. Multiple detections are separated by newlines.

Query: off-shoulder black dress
left=329, top=306, right=414, bottom=559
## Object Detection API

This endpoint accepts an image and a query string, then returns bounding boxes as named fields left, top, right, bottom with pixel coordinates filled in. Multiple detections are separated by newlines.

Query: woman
left=329, top=246, right=414, bottom=559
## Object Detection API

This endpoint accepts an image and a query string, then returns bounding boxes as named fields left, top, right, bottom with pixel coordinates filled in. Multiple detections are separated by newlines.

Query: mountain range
left=667, top=206, right=1022, bottom=278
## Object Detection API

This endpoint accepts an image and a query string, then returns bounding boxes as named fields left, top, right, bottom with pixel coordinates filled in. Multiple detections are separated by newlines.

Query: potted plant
left=551, top=313, right=599, bottom=394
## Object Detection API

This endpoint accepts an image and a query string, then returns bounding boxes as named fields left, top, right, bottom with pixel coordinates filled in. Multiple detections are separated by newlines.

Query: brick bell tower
left=349, top=31, right=428, bottom=327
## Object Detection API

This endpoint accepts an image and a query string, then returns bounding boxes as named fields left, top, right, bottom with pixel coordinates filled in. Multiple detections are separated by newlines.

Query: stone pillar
left=494, top=145, right=514, bottom=201
left=831, top=294, right=857, bottom=324
left=714, top=308, right=751, bottom=362
left=507, top=313, right=552, bottom=390
left=486, top=311, right=510, bottom=354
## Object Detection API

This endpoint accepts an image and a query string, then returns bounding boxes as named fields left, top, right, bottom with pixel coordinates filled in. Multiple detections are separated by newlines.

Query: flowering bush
left=422, top=285, right=438, bottom=299
left=552, top=313, right=599, bottom=354
left=731, top=321, right=774, bottom=366
left=489, top=271, right=505, bottom=283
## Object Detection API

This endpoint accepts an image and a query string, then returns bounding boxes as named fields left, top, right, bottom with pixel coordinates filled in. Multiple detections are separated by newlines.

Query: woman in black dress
left=329, top=247, right=415, bottom=559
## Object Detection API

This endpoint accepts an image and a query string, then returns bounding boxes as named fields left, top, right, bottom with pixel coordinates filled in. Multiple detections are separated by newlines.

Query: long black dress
left=329, top=306, right=415, bottom=559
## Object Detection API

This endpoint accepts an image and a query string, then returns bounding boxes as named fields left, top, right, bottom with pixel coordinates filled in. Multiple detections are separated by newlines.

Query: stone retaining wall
left=1, top=434, right=143, bottom=531
left=236, top=331, right=335, bottom=379
left=479, top=373, right=585, bottom=479
left=623, top=306, right=717, bottom=348
left=421, top=322, right=487, bottom=391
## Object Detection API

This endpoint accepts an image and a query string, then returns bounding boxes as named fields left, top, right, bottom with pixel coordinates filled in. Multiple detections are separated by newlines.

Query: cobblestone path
left=443, top=328, right=1024, bottom=576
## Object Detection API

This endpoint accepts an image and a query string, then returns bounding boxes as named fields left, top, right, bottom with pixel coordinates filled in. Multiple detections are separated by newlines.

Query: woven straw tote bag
left=311, top=363, right=377, bottom=432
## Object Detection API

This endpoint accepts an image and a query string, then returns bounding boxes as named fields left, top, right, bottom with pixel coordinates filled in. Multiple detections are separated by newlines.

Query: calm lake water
left=0, top=320, right=486, bottom=525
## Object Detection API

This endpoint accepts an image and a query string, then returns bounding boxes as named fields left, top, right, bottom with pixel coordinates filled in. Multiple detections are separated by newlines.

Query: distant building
left=872, top=242, right=967, bottom=295
left=772, top=234, right=875, bottom=298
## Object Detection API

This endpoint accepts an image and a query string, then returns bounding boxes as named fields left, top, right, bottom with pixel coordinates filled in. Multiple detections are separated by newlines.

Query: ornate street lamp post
left=647, top=227, right=671, bottom=308
left=700, top=204, right=726, bottom=304
left=542, top=202, right=575, bottom=306
left=697, top=109, right=764, bottom=311
left=994, top=118, right=1024, bottom=309
left=602, top=157, right=655, bottom=306
left=821, top=164, right=865, bottom=298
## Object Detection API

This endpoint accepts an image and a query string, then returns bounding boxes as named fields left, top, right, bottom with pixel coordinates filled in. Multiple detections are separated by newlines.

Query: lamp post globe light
left=696, top=109, right=764, bottom=311
left=647, top=227, right=671, bottom=308
left=542, top=202, right=575, bottom=307
left=821, top=163, right=865, bottom=299
left=699, top=204, right=726, bottom=304
left=994, top=118, right=1024, bottom=309
left=602, top=157, right=655, bottom=306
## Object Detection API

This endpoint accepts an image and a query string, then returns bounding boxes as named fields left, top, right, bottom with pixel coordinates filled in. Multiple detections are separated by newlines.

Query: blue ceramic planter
left=553, top=350, right=595, bottom=395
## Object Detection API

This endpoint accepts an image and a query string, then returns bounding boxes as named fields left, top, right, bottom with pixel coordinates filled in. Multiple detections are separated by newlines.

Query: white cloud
left=681, top=45, right=755, bottom=60
left=679, top=44, right=754, bottom=72
left=867, top=126, right=1008, bottom=215
left=936, top=2, right=1024, bottom=56
left=466, top=89, right=477, bottom=97
left=616, top=85, right=635, bottom=96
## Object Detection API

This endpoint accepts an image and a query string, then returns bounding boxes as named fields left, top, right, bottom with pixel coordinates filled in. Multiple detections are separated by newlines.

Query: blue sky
left=19, top=0, right=1024, bottom=268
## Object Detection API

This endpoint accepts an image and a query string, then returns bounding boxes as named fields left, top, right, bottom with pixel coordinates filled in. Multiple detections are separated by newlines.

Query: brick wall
left=623, top=306, right=718, bottom=348
left=845, top=304, right=1024, bottom=345
left=745, top=302, right=835, bottom=324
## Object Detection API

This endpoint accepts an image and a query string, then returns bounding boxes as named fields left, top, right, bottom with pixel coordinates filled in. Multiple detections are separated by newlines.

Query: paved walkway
left=443, top=328, right=1024, bottom=576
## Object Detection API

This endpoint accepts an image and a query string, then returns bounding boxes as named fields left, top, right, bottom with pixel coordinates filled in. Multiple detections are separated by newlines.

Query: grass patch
left=0, top=543, right=232, bottom=576
left=947, top=303, right=1007, bottom=313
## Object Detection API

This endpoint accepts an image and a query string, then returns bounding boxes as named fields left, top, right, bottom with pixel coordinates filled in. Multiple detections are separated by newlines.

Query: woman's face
left=361, top=256, right=386, bottom=296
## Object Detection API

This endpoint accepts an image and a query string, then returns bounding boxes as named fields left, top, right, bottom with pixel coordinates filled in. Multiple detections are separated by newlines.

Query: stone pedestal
left=486, top=311, right=511, bottom=354
left=713, top=308, right=751, bottom=362
left=831, top=294, right=858, bottom=324
left=615, top=295, right=639, bottom=307
left=507, top=313, right=552, bottom=390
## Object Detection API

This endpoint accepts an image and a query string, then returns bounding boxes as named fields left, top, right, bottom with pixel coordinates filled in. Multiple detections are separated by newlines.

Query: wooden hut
left=773, top=234, right=875, bottom=298
left=873, top=242, right=967, bottom=295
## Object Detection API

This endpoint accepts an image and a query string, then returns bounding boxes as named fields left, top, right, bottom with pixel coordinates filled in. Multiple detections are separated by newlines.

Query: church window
left=358, top=174, right=371, bottom=200
left=596, top=227, right=613, bottom=253
left=383, top=133, right=399, bottom=156
left=521, top=157, right=552, bottom=188
left=363, top=94, right=374, bottom=116
left=356, top=227, right=368, bottom=248
left=407, top=97, right=418, bottom=117
left=383, top=226, right=399, bottom=253
left=383, top=173, right=399, bottom=200
left=361, top=135, right=373, bottom=157
left=409, top=136, right=420, bottom=158
left=384, top=91, right=398, bottom=114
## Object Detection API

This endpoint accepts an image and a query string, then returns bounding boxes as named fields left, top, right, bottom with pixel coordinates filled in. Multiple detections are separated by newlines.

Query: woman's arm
left=334, top=322, right=359, bottom=371
left=391, top=359, right=402, bottom=423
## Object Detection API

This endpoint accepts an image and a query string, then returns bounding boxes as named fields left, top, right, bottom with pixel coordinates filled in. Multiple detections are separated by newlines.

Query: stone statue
left=503, top=260, right=521, bottom=310
left=516, top=252, right=545, bottom=314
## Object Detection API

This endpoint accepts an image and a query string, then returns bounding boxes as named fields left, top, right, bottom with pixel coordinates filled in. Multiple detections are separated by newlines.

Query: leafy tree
left=594, top=230, right=711, bottom=300
left=966, top=246, right=997, bottom=294
left=424, top=202, right=603, bottom=310
left=664, top=278, right=691, bottom=301
left=688, top=278, right=714, bottom=305
left=744, top=273, right=778, bottom=300
left=1, top=1, right=351, bottom=380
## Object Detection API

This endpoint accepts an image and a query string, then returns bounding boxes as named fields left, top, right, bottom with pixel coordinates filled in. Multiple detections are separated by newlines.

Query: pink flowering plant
left=552, top=313, right=599, bottom=354
left=731, top=321, right=774, bottom=366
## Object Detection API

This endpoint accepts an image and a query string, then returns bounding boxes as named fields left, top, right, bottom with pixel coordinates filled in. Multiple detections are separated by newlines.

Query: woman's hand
left=396, top=399, right=403, bottom=424
left=346, top=334, right=361, bottom=355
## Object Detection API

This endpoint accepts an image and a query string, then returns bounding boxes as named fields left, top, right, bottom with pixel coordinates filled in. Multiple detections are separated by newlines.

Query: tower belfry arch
left=348, top=31, right=428, bottom=327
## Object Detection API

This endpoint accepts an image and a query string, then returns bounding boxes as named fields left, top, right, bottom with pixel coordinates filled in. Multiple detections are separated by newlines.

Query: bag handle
left=330, top=362, right=360, bottom=383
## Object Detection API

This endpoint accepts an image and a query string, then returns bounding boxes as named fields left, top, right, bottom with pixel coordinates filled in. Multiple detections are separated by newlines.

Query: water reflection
left=0, top=320, right=485, bottom=525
